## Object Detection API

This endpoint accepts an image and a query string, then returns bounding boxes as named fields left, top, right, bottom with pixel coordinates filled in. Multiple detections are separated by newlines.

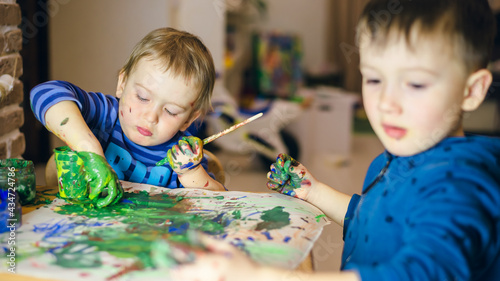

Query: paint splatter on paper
left=0, top=181, right=329, bottom=281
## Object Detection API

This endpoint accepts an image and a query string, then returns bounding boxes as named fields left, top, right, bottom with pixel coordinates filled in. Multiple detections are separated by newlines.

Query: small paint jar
left=0, top=189, right=22, bottom=233
left=54, top=146, right=89, bottom=203
left=0, top=158, right=36, bottom=205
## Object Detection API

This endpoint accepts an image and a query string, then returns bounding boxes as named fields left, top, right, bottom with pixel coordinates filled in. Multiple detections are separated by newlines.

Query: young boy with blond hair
left=31, top=28, right=225, bottom=206
left=174, top=1, right=500, bottom=280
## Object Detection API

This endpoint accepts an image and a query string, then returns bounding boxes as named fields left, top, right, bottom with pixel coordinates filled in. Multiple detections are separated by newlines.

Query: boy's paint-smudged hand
left=266, top=153, right=313, bottom=199
left=162, top=136, right=203, bottom=175
left=77, top=151, right=124, bottom=208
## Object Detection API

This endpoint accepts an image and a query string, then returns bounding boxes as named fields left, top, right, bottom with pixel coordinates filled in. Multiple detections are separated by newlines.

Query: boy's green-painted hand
left=76, top=151, right=124, bottom=208
left=161, top=136, right=204, bottom=175
left=266, top=153, right=315, bottom=200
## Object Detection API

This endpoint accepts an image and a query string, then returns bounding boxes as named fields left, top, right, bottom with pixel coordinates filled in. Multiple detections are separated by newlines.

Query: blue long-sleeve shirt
left=30, top=80, right=211, bottom=188
left=342, top=135, right=500, bottom=280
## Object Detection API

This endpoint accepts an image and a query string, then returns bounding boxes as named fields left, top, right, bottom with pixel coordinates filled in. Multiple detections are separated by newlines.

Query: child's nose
left=378, top=86, right=401, bottom=114
left=144, top=106, right=160, bottom=124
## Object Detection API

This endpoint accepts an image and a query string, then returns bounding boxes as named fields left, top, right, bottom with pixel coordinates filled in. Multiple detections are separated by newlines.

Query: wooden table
left=1, top=185, right=314, bottom=281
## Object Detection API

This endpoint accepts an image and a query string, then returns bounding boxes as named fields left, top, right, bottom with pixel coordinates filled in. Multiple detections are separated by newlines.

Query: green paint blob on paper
left=255, top=206, right=290, bottom=231
left=232, top=210, right=241, bottom=220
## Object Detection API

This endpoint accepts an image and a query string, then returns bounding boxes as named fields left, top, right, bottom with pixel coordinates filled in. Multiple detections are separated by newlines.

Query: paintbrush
left=156, top=112, right=263, bottom=166
left=202, top=112, right=263, bottom=145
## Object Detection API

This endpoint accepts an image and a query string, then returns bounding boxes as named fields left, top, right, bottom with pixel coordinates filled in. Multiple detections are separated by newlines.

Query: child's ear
left=116, top=72, right=126, bottom=98
left=462, top=69, right=492, bottom=111
left=180, top=110, right=201, bottom=132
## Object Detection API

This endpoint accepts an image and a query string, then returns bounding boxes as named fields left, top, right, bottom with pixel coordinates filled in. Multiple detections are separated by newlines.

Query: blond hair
left=121, top=27, right=215, bottom=117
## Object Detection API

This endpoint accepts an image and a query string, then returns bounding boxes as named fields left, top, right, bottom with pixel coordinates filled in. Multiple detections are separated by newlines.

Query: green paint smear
left=255, top=206, right=290, bottom=231
left=50, top=191, right=226, bottom=269
left=25, top=188, right=58, bottom=206
left=315, top=214, right=326, bottom=222
left=60, top=117, right=69, bottom=126
left=16, top=192, right=299, bottom=278
left=244, top=241, right=301, bottom=265
left=232, top=210, right=241, bottom=220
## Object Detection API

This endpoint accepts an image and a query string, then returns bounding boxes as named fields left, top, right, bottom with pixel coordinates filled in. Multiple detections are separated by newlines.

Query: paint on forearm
left=60, top=117, right=69, bottom=126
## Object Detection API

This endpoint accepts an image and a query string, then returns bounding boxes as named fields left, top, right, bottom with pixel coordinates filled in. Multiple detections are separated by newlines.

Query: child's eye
left=136, top=94, right=148, bottom=102
left=408, top=83, right=427, bottom=89
left=164, top=108, right=178, bottom=116
left=364, top=78, right=381, bottom=85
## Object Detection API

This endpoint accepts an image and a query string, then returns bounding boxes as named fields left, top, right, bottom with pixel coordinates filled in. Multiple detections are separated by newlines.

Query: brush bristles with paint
left=156, top=112, right=263, bottom=166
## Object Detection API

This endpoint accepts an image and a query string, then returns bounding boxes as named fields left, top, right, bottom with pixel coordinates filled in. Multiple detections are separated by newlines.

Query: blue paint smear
left=246, top=211, right=262, bottom=218
left=180, top=162, right=196, bottom=170
left=261, top=231, right=273, bottom=240
left=168, top=222, right=189, bottom=234
left=283, top=236, right=291, bottom=243
left=33, top=219, right=111, bottom=241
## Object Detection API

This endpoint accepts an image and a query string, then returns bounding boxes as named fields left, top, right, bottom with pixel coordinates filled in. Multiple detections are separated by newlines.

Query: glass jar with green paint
left=0, top=158, right=36, bottom=205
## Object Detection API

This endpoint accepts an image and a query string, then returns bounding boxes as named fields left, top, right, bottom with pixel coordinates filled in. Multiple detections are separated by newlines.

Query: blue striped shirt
left=30, top=80, right=210, bottom=188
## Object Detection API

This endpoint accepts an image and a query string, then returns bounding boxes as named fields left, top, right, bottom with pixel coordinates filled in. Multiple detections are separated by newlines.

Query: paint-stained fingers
left=266, top=170, right=275, bottom=181
left=276, top=153, right=300, bottom=172
left=87, top=176, right=104, bottom=201
left=266, top=181, right=282, bottom=191
left=183, top=136, right=203, bottom=153
left=266, top=171, right=287, bottom=185
left=281, top=187, right=297, bottom=198
left=169, top=145, right=179, bottom=161
left=178, top=140, right=194, bottom=155
left=96, top=178, right=122, bottom=208
left=269, top=163, right=286, bottom=178
left=102, top=179, right=116, bottom=208
left=111, top=179, right=124, bottom=205
left=276, top=153, right=288, bottom=168
left=166, top=148, right=176, bottom=165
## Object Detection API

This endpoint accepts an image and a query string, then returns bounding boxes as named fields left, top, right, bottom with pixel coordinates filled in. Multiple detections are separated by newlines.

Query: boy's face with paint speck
left=115, top=57, right=200, bottom=147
